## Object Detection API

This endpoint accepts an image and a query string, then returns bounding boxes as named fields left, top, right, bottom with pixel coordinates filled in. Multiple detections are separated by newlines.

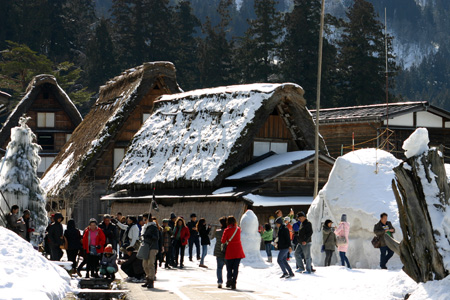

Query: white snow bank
left=227, top=150, right=314, bottom=180
left=445, top=164, right=450, bottom=182
left=408, top=275, right=450, bottom=300
left=308, top=149, right=403, bottom=269
left=0, top=227, right=71, bottom=300
left=402, top=127, right=429, bottom=158
left=244, top=194, right=313, bottom=207
left=212, top=187, right=235, bottom=195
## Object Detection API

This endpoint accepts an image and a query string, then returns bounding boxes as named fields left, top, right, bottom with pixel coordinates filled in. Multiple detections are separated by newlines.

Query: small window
left=37, top=134, right=54, bottom=150
left=113, top=148, right=125, bottom=169
left=37, top=112, right=55, bottom=128
left=143, top=113, right=151, bottom=124
left=253, top=141, right=288, bottom=157
left=38, top=157, right=55, bottom=173
left=253, top=141, right=270, bottom=157
left=65, top=134, right=72, bottom=142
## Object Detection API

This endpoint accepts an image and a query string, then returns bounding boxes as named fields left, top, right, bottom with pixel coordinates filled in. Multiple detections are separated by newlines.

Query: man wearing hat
left=275, top=217, right=295, bottom=278
left=187, top=213, right=200, bottom=261
left=47, top=212, right=64, bottom=261
left=297, top=211, right=313, bottom=274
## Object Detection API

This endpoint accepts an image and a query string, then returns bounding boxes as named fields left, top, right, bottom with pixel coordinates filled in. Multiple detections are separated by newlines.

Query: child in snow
left=100, top=244, right=118, bottom=279
left=261, top=223, right=273, bottom=263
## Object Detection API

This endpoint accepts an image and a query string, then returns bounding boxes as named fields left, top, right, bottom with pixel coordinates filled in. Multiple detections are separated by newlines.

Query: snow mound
left=402, top=128, right=429, bottom=158
left=408, top=275, right=450, bottom=300
left=308, top=149, right=403, bottom=269
left=0, top=227, right=71, bottom=299
left=240, top=210, right=267, bottom=268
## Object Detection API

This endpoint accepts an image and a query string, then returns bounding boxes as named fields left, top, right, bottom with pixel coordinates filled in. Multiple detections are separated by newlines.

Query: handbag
left=221, top=227, right=239, bottom=254
left=60, top=236, right=68, bottom=250
left=371, top=236, right=381, bottom=248
left=137, top=242, right=150, bottom=260
left=336, top=235, right=347, bottom=246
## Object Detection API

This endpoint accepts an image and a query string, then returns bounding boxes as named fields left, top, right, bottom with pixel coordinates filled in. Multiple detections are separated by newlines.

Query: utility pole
left=314, top=0, right=326, bottom=199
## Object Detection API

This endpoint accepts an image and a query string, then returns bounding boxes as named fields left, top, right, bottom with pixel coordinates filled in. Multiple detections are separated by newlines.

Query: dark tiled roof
left=310, top=101, right=450, bottom=124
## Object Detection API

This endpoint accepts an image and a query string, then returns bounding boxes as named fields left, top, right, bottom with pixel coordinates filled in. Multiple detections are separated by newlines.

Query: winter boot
left=226, top=281, right=231, bottom=288
left=141, top=278, right=149, bottom=288
left=147, top=280, right=154, bottom=289
left=231, top=282, right=236, bottom=290
left=267, top=256, right=272, bottom=263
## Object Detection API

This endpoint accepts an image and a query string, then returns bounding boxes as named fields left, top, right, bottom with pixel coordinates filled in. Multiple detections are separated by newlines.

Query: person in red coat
left=172, top=217, right=190, bottom=268
left=221, top=216, right=245, bottom=290
left=82, top=218, right=106, bottom=278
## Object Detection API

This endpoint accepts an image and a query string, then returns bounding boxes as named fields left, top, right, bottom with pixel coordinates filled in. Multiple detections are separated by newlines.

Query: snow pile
left=0, top=227, right=71, bottom=299
left=308, top=149, right=403, bottom=269
left=240, top=210, right=267, bottom=268
left=408, top=276, right=450, bottom=300
left=227, top=151, right=314, bottom=180
left=112, top=83, right=300, bottom=186
left=402, top=127, right=429, bottom=158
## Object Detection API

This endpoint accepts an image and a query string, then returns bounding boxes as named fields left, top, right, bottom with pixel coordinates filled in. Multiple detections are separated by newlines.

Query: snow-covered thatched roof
left=111, top=83, right=326, bottom=190
left=0, top=74, right=82, bottom=146
left=41, top=62, right=181, bottom=197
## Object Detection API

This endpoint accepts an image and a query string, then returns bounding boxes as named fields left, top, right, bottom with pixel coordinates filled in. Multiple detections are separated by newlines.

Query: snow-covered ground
left=0, top=227, right=72, bottom=300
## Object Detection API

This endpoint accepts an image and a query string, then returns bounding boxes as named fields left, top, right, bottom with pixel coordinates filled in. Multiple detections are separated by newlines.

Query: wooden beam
left=305, top=162, right=310, bottom=178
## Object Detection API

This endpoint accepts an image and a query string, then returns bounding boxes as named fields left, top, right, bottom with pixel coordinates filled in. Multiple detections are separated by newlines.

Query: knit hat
left=284, top=216, right=290, bottom=222
left=341, top=214, right=347, bottom=222
left=170, top=212, right=176, bottom=219
left=104, top=244, right=113, bottom=254
left=162, top=219, right=169, bottom=223
left=103, top=214, right=111, bottom=219
left=190, top=213, right=197, bottom=218
left=275, top=217, right=284, bottom=225
left=297, top=211, right=306, bottom=218
left=54, top=212, right=64, bottom=222
left=89, top=218, right=98, bottom=225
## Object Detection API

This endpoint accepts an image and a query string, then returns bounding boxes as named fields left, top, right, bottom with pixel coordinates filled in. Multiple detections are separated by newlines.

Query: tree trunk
left=392, top=148, right=449, bottom=283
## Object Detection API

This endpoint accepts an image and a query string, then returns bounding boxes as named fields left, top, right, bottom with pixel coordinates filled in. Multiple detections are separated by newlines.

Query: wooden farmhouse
left=312, top=101, right=450, bottom=161
left=104, top=83, right=333, bottom=225
left=0, top=75, right=82, bottom=175
left=41, top=62, right=182, bottom=226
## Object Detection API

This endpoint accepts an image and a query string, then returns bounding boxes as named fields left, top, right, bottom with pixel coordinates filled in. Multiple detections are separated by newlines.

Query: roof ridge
left=311, top=101, right=428, bottom=112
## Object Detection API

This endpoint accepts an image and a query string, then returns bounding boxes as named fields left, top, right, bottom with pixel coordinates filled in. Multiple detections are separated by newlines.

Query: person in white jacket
left=116, top=216, right=140, bottom=251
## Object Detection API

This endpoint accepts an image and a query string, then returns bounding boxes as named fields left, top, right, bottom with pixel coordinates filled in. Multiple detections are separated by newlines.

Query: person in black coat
left=187, top=213, right=200, bottom=261
left=275, top=217, right=294, bottom=278
left=197, top=218, right=211, bottom=268
left=64, top=219, right=82, bottom=271
left=99, top=214, right=118, bottom=250
left=119, top=246, right=145, bottom=280
left=47, top=212, right=64, bottom=261
left=297, top=212, right=313, bottom=273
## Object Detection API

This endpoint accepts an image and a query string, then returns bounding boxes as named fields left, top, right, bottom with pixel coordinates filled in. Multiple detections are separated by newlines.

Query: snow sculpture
left=308, top=148, right=403, bottom=269
left=240, top=209, right=267, bottom=268
left=402, top=127, right=429, bottom=158
left=0, top=117, right=47, bottom=247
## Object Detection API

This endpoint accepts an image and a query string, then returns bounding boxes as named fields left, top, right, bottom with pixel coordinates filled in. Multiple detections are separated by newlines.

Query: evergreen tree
left=85, top=18, right=119, bottom=89
left=280, top=0, right=338, bottom=107
left=235, top=0, right=282, bottom=83
left=337, top=0, right=398, bottom=106
left=198, top=0, right=235, bottom=87
left=110, top=0, right=134, bottom=67
left=172, top=1, right=201, bottom=90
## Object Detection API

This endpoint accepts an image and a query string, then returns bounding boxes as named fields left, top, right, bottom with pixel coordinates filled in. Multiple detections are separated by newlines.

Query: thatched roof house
left=106, top=83, right=329, bottom=224
left=41, top=62, right=181, bottom=225
left=0, top=75, right=82, bottom=173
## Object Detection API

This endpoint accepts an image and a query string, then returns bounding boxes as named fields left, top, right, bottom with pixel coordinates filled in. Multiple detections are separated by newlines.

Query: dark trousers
left=380, top=246, right=394, bottom=268
left=50, top=245, right=63, bottom=261
left=86, top=254, right=99, bottom=274
left=121, top=265, right=145, bottom=279
left=188, top=236, right=200, bottom=259
left=277, top=248, right=294, bottom=275
left=67, top=249, right=79, bottom=269
left=324, top=250, right=334, bottom=267
left=174, top=240, right=186, bottom=265
left=226, top=258, right=241, bottom=284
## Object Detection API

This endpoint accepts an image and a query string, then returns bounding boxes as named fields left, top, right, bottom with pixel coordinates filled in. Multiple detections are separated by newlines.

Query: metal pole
left=314, top=0, right=326, bottom=199
left=385, top=7, right=389, bottom=151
